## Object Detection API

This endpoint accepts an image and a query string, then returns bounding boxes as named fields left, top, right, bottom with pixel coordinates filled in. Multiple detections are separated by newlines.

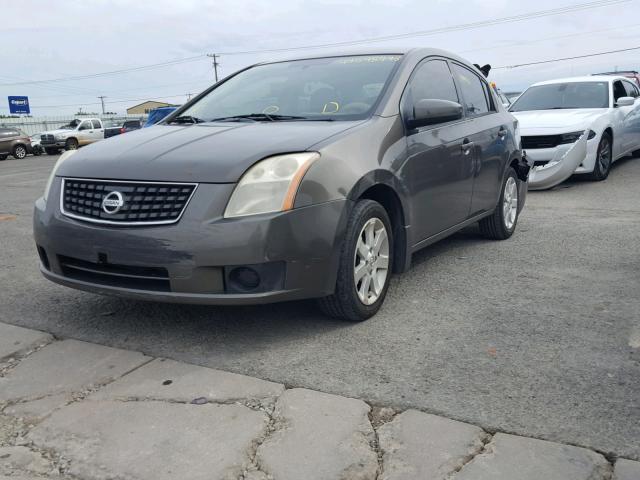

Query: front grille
left=521, top=135, right=563, bottom=149
left=61, top=178, right=197, bottom=225
left=41, top=134, right=55, bottom=144
left=58, top=255, right=170, bottom=292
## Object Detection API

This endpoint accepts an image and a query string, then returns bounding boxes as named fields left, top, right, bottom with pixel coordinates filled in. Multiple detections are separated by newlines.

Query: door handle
left=461, top=141, right=474, bottom=155
left=498, top=128, right=508, bottom=138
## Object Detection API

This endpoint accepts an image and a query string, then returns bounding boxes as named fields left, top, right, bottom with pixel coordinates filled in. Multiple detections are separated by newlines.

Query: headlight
left=55, top=134, right=65, bottom=140
left=43, top=150, right=77, bottom=202
left=559, top=130, right=595, bottom=144
left=224, top=152, right=320, bottom=218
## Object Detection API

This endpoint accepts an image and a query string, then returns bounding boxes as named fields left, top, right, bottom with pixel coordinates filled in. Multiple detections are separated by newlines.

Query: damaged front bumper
left=525, top=132, right=591, bottom=190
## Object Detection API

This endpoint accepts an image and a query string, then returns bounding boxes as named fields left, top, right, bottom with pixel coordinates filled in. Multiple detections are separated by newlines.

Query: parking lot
left=1, top=154, right=639, bottom=459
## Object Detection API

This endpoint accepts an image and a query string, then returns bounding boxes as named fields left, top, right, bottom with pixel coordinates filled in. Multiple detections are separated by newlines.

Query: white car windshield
left=175, top=55, right=402, bottom=123
left=510, top=82, right=609, bottom=111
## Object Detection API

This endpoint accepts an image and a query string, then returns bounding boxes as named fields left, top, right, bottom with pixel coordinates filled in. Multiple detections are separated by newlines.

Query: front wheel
left=45, top=148, right=60, bottom=155
left=479, top=167, right=520, bottom=240
left=585, top=133, right=612, bottom=181
left=0, top=154, right=7, bottom=161
left=65, top=138, right=78, bottom=151
left=318, top=200, right=393, bottom=321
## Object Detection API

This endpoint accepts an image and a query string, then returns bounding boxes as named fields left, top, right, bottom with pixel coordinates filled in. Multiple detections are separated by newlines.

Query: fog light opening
left=229, top=267, right=261, bottom=291
left=37, top=246, right=50, bottom=271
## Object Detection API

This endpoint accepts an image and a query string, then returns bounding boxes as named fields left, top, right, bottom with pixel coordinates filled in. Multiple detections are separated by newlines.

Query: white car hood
left=512, top=109, right=606, bottom=132
left=41, top=129, right=73, bottom=136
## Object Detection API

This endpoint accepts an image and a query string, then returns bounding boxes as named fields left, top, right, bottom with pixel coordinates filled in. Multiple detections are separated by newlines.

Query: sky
left=1, top=0, right=640, bottom=116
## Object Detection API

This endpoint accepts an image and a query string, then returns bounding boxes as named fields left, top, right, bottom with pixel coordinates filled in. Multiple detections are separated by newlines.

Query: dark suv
left=34, top=48, right=530, bottom=321
left=0, top=128, right=32, bottom=160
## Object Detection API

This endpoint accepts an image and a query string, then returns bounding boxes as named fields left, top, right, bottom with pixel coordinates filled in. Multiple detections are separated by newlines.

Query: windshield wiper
left=210, top=113, right=308, bottom=122
left=168, top=115, right=205, bottom=124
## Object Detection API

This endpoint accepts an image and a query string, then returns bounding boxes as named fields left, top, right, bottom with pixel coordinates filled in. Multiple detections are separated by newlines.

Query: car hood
left=42, top=129, right=73, bottom=136
left=511, top=109, right=606, bottom=132
left=57, top=121, right=363, bottom=183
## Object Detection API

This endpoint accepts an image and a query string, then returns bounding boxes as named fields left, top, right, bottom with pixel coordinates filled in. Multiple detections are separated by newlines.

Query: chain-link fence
left=0, top=114, right=147, bottom=136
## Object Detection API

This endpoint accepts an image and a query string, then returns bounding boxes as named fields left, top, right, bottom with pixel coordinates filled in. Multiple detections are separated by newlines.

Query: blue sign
left=8, top=96, right=30, bottom=114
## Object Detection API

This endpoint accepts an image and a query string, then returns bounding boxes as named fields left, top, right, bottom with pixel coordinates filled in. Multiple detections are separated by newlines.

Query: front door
left=402, top=58, right=475, bottom=243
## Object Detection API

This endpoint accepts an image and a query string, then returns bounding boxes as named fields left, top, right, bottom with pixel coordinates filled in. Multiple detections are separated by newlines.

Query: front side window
left=451, top=64, right=490, bottom=116
left=406, top=59, right=459, bottom=105
left=177, top=55, right=402, bottom=122
left=79, top=121, right=92, bottom=130
left=623, top=81, right=639, bottom=98
left=511, top=82, right=609, bottom=111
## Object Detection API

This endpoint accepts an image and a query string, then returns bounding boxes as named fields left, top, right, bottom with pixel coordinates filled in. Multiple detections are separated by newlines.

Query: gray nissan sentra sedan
left=34, top=48, right=530, bottom=321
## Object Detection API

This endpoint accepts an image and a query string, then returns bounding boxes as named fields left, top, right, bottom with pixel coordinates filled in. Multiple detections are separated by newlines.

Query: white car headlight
left=43, top=150, right=78, bottom=202
left=224, top=152, right=319, bottom=218
left=55, top=134, right=65, bottom=140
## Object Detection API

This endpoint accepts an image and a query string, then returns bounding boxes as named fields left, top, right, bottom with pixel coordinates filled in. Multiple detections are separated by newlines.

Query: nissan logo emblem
left=102, top=191, right=125, bottom=214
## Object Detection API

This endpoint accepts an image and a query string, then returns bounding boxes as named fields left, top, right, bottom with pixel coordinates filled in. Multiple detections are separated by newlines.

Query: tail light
left=120, top=127, right=126, bottom=134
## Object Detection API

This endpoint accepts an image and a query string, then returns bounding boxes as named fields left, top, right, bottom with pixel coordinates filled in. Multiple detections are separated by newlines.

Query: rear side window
left=451, top=64, right=490, bottom=116
left=407, top=59, right=459, bottom=104
left=92, top=120, right=101, bottom=129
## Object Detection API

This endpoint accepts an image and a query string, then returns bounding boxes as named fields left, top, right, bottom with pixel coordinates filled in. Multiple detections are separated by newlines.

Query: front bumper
left=41, top=140, right=67, bottom=148
left=525, top=135, right=596, bottom=190
left=34, top=178, right=349, bottom=305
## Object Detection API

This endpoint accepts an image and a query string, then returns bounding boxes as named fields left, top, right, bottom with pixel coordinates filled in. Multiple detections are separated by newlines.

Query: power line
left=0, top=0, right=628, bottom=88
left=29, top=93, right=190, bottom=109
left=0, top=55, right=207, bottom=87
left=494, top=45, right=640, bottom=69
left=214, top=0, right=631, bottom=56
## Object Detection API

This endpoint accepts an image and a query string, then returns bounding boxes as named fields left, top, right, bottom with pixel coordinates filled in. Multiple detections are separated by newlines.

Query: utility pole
left=98, top=96, right=107, bottom=115
left=186, top=92, right=193, bottom=101
left=207, top=54, right=220, bottom=82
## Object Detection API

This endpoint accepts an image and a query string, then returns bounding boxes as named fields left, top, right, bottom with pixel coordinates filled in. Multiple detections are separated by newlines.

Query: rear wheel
left=45, top=148, right=60, bottom=155
left=318, top=200, right=393, bottom=321
left=585, top=133, right=612, bottom=181
left=479, top=168, right=519, bottom=240
left=65, top=138, right=78, bottom=150
left=12, top=144, right=27, bottom=159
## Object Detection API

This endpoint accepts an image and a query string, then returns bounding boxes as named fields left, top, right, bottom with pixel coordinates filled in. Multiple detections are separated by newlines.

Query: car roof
left=531, top=75, right=629, bottom=87
left=259, top=47, right=480, bottom=69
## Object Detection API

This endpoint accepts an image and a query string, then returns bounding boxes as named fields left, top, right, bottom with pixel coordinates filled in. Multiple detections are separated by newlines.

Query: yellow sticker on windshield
left=322, top=102, right=340, bottom=113
left=338, top=56, right=401, bottom=64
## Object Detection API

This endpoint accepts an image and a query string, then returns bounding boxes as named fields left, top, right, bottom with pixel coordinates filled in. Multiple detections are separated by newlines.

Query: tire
left=65, top=138, right=78, bottom=151
left=12, top=144, right=27, bottom=159
left=479, top=167, right=520, bottom=240
left=585, top=133, right=612, bottom=181
left=317, top=200, right=393, bottom=321
left=45, top=148, right=60, bottom=155
left=0, top=154, right=7, bottom=161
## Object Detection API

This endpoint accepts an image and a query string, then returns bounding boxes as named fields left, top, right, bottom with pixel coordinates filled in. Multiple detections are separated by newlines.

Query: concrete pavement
left=1, top=155, right=638, bottom=460
left=1, top=322, right=638, bottom=480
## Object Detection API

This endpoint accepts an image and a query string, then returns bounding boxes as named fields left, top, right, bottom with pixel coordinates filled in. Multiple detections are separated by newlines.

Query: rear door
left=450, top=63, right=508, bottom=216
left=90, top=119, right=104, bottom=143
left=402, top=58, right=475, bottom=243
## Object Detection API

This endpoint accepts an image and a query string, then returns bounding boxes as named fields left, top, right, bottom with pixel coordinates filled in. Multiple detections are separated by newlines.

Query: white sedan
left=510, top=76, right=640, bottom=189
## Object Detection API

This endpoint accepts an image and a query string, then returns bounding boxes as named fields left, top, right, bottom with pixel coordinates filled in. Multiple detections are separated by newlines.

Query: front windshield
left=178, top=55, right=402, bottom=122
left=510, top=82, right=609, bottom=111
left=59, top=119, right=81, bottom=130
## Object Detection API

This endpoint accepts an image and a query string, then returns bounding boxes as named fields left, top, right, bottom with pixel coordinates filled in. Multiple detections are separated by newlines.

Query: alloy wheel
left=598, top=137, right=611, bottom=173
left=503, top=176, right=518, bottom=230
left=14, top=146, right=26, bottom=159
left=353, top=217, right=390, bottom=305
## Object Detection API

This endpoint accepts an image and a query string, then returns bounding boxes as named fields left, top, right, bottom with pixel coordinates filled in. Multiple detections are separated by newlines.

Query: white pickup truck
left=40, top=118, right=104, bottom=155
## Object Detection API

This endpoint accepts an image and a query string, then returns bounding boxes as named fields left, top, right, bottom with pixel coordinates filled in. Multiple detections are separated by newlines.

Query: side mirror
left=408, top=99, right=463, bottom=129
left=616, top=96, right=635, bottom=107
